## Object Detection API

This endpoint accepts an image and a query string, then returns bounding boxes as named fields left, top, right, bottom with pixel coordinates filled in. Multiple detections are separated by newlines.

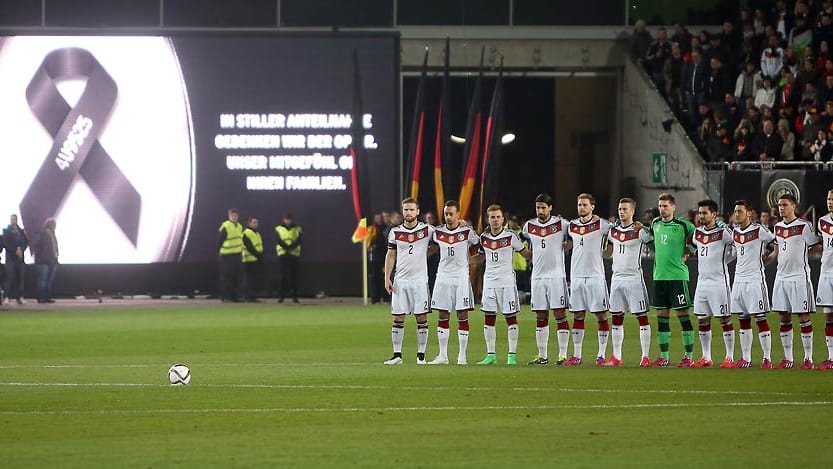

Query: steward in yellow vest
left=217, top=209, right=244, bottom=302
left=507, top=215, right=530, bottom=299
left=242, top=219, right=264, bottom=263
left=275, top=213, right=302, bottom=302
left=507, top=219, right=528, bottom=272
left=275, top=221, right=302, bottom=257
left=242, top=217, right=264, bottom=302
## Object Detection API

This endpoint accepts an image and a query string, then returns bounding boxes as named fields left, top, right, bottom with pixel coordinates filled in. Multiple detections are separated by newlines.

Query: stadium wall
left=620, top=57, right=708, bottom=211
left=20, top=261, right=359, bottom=299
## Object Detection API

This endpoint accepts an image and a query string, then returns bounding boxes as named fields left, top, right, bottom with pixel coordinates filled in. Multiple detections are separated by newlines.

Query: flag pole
left=362, top=237, right=369, bottom=305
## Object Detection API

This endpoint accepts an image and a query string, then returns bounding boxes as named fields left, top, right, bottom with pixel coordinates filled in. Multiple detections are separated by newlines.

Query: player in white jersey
left=604, top=198, right=651, bottom=366
left=730, top=200, right=776, bottom=369
left=428, top=200, right=479, bottom=365
left=816, top=189, right=833, bottom=370
left=383, top=197, right=436, bottom=365
left=522, top=194, right=570, bottom=365
left=691, top=199, right=736, bottom=368
left=770, top=194, right=821, bottom=370
left=563, top=193, right=611, bottom=366
left=477, top=204, right=530, bottom=365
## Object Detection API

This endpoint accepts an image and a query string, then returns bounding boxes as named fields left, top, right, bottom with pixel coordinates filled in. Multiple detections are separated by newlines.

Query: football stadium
left=1, top=1, right=832, bottom=467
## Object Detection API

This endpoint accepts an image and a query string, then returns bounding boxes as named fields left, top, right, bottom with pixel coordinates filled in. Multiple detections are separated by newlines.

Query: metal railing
left=3, top=0, right=742, bottom=29
left=703, top=161, right=833, bottom=171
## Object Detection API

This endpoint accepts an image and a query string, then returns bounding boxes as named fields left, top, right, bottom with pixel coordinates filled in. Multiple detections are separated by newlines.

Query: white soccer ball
left=168, top=364, right=191, bottom=386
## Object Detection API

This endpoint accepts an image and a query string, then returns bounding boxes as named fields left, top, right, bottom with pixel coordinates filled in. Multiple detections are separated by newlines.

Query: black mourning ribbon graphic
left=22, top=47, right=141, bottom=245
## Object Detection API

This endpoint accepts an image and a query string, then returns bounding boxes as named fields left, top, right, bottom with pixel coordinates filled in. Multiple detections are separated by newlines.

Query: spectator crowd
left=633, top=0, right=833, bottom=164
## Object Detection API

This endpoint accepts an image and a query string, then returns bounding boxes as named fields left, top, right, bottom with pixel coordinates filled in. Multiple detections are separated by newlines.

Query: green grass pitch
left=1, top=302, right=831, bottom=468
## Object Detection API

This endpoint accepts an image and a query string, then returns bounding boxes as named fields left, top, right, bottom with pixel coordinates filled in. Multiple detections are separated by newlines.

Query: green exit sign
left=652, top=153, right=667, bottom=185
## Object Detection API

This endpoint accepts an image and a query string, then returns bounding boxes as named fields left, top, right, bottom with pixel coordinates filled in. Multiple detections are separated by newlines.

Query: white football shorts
left=730, top=280, right=770, bottom=315
left=481, top=285, right=521, bottom=315
left=431, top=276, right=475, bottom=312
left=609, top=276, right=650, bottom=314
left=529, top=277, right=569, bottom=311
left=391, top=280, right=431, bottom=315
left=569, top=277, right=609, bottom=313
left=771, top=278, right=815, bottom=314
left=693, top=280, right=731, bottom=317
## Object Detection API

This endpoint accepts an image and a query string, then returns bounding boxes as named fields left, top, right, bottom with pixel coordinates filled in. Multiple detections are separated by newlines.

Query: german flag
left=458, top=47, right=484, bottom=221
left=478, top=59, right=505, bottom=231
left=405, top=48, right=429, bottom=200
left=434, top=38, right=453, bottom=216
left=349, top=49, right=371, bottom=242
left=351, top=217, right=368, bottom=244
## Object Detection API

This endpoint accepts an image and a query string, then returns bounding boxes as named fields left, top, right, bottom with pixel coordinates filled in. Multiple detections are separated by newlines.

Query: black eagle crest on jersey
left=696, top=229, right=724, bottom=244
left=610, top=227, right=638, bottom=241
left=570, top=220, right=600, bottom=235
left=481, top=236, right=511, bottom=251
left=733, top=229, right=759, bottom=244
left=528, top=221, right=562, bottom=237
left=437, top=230, right=469, bottom=244
left=436, top=230, right=469, bottom=245
left=775, top=224, right=805, bottom=238
left=394, top=227, right=429, bottom=242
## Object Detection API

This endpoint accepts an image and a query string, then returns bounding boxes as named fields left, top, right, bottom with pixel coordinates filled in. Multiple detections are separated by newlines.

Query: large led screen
left=0, top=34, right=398, bottom=264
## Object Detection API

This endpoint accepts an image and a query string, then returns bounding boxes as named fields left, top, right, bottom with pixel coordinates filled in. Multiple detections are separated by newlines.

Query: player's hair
left=444, top=200, right=459, bottom=210
left=733, top=199, right=752, bottom=210
left=486, top=204, right=503, bottom=214
left=247, top=216, right=258, bottom=223
left=778, top=193, right=797, bottom=205
left=228, top=208, right=238, bottom=214
left=618, top=197, right=636, bottom=207
left=697, top=199, right=719, bottom=213
left=577, top=193, right=595, bottom=204
left=535, top=193, right=553, bottom=205
left=401, top=197, right=419, bottom=208
left=658, top=193, right=676, bottom=204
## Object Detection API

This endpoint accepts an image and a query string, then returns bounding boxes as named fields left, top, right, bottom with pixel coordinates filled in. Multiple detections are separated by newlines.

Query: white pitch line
left=0, top=382, right=829, bottom=397
left=0, top=363, right=371, bottom=369
left=1, top=401, right=831, bottom=416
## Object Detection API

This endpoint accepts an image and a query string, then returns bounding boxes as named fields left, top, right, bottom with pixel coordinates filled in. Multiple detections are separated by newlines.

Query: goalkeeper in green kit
left=638, top=193, right=697, bottom=367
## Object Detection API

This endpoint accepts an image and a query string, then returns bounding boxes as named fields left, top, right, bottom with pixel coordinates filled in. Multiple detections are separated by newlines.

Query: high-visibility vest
left=276, top=224, right=302, bottom=256
left=242, top=228, right=263, bottom=263
left=508, top=227, right=528, bottom=271
left=219, top=220, right=243, bottom=255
